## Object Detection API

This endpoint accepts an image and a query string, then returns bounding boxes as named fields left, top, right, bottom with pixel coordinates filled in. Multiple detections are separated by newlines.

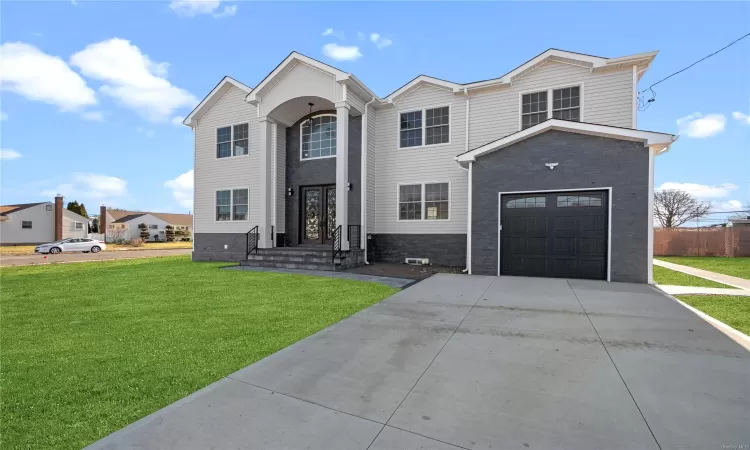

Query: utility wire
left=638, top=31, right=750, bottom=110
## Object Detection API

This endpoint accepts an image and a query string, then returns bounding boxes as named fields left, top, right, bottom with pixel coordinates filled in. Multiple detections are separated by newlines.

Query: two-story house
left=183, top=49, right=678, bottom=284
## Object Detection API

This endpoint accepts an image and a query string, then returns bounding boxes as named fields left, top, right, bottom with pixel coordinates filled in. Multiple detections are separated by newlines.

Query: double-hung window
left=216, top=124, right=249, bottom=158
left=398, top=182, right=450, bottom=220
left=521, top=86, right=581, bottom=129
left=216, top=189, right=249, bottom=221
left=399, top=106, right=450, bottom=148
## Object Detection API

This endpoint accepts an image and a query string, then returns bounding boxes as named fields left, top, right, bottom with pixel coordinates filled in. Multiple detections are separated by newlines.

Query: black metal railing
left=332, top=225, right=342, bottom=263
left=348, top=225, right=361, bottom=249
left=246, top=226, right=259, bottom=257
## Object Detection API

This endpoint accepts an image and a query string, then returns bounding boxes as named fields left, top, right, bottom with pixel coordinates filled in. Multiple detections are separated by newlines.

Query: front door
left=301, top=185, right=336, bottom=245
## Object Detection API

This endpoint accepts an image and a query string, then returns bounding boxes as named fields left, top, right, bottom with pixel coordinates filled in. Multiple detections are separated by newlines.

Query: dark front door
left=500, top=190, right=608, bottom=280
left=301, top=185, right=336, bottom=245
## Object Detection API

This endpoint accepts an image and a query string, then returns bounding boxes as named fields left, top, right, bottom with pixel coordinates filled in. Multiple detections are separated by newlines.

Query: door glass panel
left=304, top=190, right=320, bottom=240
left=557, top=194, right=602, bottom=207
left=326, top=187, right=336, bottom=240
left=506, top=197, right=546, bottom=208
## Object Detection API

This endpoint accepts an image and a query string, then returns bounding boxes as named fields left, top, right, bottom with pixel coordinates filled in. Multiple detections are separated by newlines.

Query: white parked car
left=35, top=238, right=106, bottom=254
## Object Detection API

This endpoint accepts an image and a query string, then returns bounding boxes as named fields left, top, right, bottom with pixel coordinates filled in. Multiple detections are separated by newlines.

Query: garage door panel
left=501, top=190, right=608, bottom=280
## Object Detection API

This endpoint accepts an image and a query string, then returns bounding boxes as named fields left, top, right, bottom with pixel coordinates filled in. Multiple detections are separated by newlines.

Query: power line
left=638, top=31, right=750, bottom=110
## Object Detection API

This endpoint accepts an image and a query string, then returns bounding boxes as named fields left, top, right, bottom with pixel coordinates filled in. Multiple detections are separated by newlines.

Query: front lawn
left=657, top=257, right=750, bottom=280
left=677, top=295, right=750, bottom=335
left=653, top=265, right=733, bottom=288
left=0, top=256, right=397, bottom=449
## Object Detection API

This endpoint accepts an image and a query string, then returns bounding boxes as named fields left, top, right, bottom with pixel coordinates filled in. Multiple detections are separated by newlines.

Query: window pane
left=425, top=201, right=448, bottom=220
left=216, top=190, right=231, bottom=206
left=521, top=91, right=548, bottom=129
left=301, top=116, right=336, bottom=159
left=21, top=221, right=32, bottom=229
left=233, top=139, right=248, bottom=156
left=557, top=194, right=602, bottom=207
left=217, top=142, right=231, bottom=158
left=217, top=127, right=231, bottom=143
left=216, top=206, right=231, bottom=221
left=506, top=197, right=546, bottom=208
left=233, top=205, right=248, bottom=221
left=233, top=123, right=248, bottom=140
left=233, top=189, right=248, bottom=206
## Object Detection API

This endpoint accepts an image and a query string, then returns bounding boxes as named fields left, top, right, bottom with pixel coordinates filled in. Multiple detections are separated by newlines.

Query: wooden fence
left=654, top=227, right=750, bottom=257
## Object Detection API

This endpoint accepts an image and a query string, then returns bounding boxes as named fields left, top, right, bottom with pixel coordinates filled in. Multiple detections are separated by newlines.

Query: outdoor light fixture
left=287, top=187, right=294, bottom=197
left=306, top=103, right=315, bottom=126
left=347, top=182, right=353, bottom=191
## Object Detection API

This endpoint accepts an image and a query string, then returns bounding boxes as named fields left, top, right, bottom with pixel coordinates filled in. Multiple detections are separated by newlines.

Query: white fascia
left=456, top=119, right=678, bottom=163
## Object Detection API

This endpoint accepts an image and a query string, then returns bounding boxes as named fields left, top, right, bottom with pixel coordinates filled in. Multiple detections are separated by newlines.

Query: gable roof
left=182, top=76, right=253, bottom=127
left=108, top=210, right=193, bottom=226
left=385, top=49, right=658, bottom=102
left=244, top=51, right=379, bottom=107
left=456, top=119, right=678, bottom=163
left=0, top=202, right=47, bottom=216
left=63, top=208, right=90, bottom=222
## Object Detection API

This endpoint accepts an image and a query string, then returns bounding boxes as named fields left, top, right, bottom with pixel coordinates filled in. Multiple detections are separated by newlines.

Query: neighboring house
left=730, top=217, right=750, bottom=228
left=0, top=196, right=90, bottom=244
left=182, top=48, right=678, bottom=283
left=99, top=208, right=193, bottom=242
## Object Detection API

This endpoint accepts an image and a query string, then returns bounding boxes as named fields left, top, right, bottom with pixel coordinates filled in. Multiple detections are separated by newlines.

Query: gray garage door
left=500, top=190, right=608, bottom=280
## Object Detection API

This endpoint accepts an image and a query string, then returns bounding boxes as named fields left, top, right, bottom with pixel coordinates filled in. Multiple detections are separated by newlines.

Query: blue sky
left=1, top=1, right=748, bottom=222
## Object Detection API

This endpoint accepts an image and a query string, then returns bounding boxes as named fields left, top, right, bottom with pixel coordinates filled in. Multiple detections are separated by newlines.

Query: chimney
left=100, top=205, right=107, bottom=236
left=54, top=195, right=63, bottom=240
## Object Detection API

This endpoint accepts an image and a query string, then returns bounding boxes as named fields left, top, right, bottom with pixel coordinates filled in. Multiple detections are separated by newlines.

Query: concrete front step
left=239, top=259, right=337, bottom=271
left=246, top=253, right=344, bottom=264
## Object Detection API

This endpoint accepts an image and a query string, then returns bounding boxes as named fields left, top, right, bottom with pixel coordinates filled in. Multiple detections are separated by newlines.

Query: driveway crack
left=566, top=280, right=663, bottom=450
left=365, top=279, right=495, bottom=450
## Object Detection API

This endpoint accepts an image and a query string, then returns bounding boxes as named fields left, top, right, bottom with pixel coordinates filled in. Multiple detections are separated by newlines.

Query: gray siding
left=193, top=86, right=259, bottom=234
left=193, top=233, right=246, bottom=261
left=369, top=234, right=466, bottom=267
left=283, top=112, right=362, bottom=245
left=468, top=62, right=635, bottom=149
left=471, top=130, right=649, bottom=283
left=372, top=84, right=468, bottom=234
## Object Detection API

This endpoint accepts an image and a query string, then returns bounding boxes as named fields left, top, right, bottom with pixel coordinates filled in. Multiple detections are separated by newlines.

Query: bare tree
left=654, top=189, right=710, bottom=227
left=729, top=202, right=750, bottom=220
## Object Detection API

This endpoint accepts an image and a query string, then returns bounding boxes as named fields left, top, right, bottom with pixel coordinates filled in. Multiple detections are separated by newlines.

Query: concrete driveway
left=88, top=274, right=749, bottom=450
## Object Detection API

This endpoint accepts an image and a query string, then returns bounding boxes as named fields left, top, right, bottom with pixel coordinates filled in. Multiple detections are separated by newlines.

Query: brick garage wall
left=654, top=227, right=750, bottom=257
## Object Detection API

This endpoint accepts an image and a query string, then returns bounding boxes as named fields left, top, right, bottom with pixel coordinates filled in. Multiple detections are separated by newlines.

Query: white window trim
left=215, top=187, right=250, bottom=222
left=215, top=123, right=250, bottom=159
left=299, top=113, right=337, bottom=161
left=396, top=181, right=452, bottom=222
left=518, top=83, right=584, bottom=131
left=397, top=104, right=452, bottom=150
left=74, top=222, right=84, bottom=230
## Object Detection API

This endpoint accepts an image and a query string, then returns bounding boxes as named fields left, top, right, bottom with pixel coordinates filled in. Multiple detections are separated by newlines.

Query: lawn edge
left=654, top=287, right=750, bottom=352
left=653, top=259, right=748, bottom=290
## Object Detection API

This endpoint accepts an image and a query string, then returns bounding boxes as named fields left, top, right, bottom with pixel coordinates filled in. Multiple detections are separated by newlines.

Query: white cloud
left=169, top=0, right=219, bottom=16
left=676, top=113, right=726, bottom=138
left=70, top=38, right=197, bottom=122
left=713, top=199, right=743, bottom=212
left=0, top=42, right=97, bottom=111
left=82, top=111, right=104, bottom=121
left=0, top=111, right=7, bottom=121
left=732, top=111, right=750, bottom=125
left=321, top=28, right=345, bottom=40
left=171, top=115, right=185, bottom=126
left=0, top=149, right=22, bottom=160
left=164, top=170, right=193, bottom=209
left=42, top=173, right=128, bottom=203
left=657, top=182, right=738, bottom=198
left=322, top=43, right=362, bottom=61
left=137, top=127, right=155, bottom=138
left=370, top=33, right=392, bottom=49
left=213, top=4, right=236, bottom=18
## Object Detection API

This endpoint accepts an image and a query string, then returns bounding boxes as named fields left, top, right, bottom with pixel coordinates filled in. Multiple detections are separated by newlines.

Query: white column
left=336, top=102, right=350, bottom=250
left=258, top=117, right=274, bottom=248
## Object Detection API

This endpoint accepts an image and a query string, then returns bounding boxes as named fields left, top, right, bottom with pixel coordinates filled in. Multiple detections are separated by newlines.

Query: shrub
left=128, top=238, right=144, bottom=247
left=138, top=223, right=150, bottom=241
left=165, top=225, right=175, bottom=242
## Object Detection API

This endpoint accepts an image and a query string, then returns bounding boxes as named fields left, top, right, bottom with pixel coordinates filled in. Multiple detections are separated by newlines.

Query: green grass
left=677, top=295, right=750, bottom=335
left=657, top=257, right=750, bottom=280
left=0, top=256, right=397, bottom=449
left=653, top=265, right=734, bottom=288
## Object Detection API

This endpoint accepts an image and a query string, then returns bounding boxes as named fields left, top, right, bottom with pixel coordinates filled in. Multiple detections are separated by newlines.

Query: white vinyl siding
left=194, top=86, right=260, bottom=233
left=372, top=84, right=467, bottom=234
left=258, top=63, right=340, bottom=118
left=468, top=62, right=634, bottom=149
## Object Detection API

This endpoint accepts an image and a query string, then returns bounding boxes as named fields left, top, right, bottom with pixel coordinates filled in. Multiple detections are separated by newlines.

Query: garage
left=499, top=190, right=609, bottom=280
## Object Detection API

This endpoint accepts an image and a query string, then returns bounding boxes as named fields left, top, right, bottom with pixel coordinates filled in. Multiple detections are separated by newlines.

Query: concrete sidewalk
left=654, top=259, right=750, bottom=290
left=86, top=274, right=749, bottom=450
left=657, top=284, right=750, bottom=296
